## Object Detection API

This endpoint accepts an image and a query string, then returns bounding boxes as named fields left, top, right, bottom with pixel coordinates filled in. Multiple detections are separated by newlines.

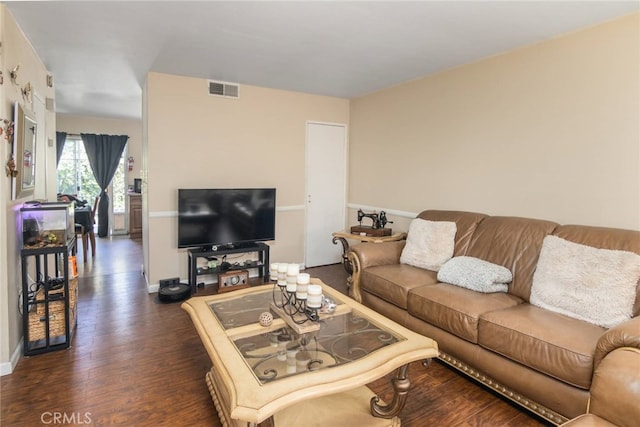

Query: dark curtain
left=81, top=133, right=129, bottom=237
left=55, top=132, right=67, bottom=166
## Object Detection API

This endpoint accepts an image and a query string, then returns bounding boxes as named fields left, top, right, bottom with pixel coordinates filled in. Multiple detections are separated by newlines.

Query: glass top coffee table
left=182, top=280, right=438, bottom=426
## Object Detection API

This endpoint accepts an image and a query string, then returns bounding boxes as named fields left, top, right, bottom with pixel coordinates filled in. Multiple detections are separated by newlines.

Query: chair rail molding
left=347, top=203, right=418, bottom=219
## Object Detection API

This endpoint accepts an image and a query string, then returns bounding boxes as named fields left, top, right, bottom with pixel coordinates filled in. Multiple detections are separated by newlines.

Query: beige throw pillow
left=400, top=219, right=457, bottom=272
left=530, top=235, right=640, bottom=328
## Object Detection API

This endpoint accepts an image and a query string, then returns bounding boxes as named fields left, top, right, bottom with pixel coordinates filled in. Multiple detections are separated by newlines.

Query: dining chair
left=71, top=195, right=98, bottom=263
left=75, top=223, right=89, bottom=262
left=88, top=196, right=99, bottom=256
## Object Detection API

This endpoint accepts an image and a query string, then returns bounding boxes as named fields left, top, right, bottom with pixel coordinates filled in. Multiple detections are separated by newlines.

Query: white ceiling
left=6, top=1, right=639, bottom=120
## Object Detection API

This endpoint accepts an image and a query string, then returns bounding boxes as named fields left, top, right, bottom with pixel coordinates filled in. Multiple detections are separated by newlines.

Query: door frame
left=32, top=92, right=48, bottom=200
left=108, top=145, right=129, bottom=236
left=304, top=121, right=348, bottom=267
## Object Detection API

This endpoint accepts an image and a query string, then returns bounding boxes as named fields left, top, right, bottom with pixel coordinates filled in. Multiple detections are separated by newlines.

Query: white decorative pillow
left=530, top=235, right=640, bottom=328
left=400, top=219, right=456, bottom=272
left=437, top=256, right=512, bottom=293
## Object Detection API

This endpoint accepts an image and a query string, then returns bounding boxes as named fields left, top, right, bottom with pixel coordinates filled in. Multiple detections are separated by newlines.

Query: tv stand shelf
left=187, top=242, right=270, bottom=293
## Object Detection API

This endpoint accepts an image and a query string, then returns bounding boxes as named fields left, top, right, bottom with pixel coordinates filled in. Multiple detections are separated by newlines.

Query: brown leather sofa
left=561, top=347, right=640, bottom=427
left=348, top=210, right=640, bottom=425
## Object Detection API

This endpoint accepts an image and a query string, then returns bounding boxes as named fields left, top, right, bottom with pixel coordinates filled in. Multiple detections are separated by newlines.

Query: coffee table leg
left=370, top=364, right=411, bottom=419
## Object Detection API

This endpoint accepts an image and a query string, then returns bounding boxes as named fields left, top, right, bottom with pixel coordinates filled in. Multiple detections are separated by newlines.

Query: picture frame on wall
left=12, top=101, right=37, bottom=200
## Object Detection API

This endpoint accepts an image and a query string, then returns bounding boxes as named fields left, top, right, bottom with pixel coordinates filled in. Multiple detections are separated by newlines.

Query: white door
left=305, top=122, right=347, bottom=267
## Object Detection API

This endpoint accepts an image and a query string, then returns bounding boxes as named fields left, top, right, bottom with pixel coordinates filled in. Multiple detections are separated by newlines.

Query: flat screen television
left=178, top=188, right=276, bottom=250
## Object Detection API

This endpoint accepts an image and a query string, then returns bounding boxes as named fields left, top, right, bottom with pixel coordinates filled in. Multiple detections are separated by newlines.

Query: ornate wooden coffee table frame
left=182, top=282, right=438, bottom=426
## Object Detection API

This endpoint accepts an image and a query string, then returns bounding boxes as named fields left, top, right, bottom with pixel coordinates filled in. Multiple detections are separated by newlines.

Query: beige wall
left=4, top=6, right=637, bottom=374
left=1, top=6, right=56, bottom=372
left=144, top=72, right=349, bottom=287
left=350, top=13, right=640, bottom=232
left=56, top=114, right=143, bottom=187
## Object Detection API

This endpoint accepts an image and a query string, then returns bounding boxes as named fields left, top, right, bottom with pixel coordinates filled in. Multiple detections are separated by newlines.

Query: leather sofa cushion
left=465, top=216, right=558, bottom=302
left=407, top=283, right=522, bottom=343
left=478, top=304, right=605, bottom=389
left=361, top=264, right=437, bottom=309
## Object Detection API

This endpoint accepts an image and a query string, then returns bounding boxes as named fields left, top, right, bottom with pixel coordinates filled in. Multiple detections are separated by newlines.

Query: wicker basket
left=28, top=277, right=78, bottom=342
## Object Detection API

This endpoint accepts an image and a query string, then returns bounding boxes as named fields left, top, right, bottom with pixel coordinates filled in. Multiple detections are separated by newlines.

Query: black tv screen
left=178, top=188, right=276, bottom=249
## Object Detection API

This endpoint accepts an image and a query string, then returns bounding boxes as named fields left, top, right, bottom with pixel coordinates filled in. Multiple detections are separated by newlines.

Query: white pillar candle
left=286, top=264, right=299, bottom=293
left=287, top=264, right=300, bottom=276
left=295, top=273, right=310, bottom=300
left=270, top=263, right=279, bottom=280
left=278, top=263, right=288, bottom=276
left=308, top=284, right=322, bottom=295
left=286, top=275, right=297, bottom=293
left=307, top=284, right=323, bottom=308
left=277, top=263, right=288, bottom=286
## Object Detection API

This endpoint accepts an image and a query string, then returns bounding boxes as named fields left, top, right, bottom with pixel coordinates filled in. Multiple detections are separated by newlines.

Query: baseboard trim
left=1, top=338, right=23, bottom=376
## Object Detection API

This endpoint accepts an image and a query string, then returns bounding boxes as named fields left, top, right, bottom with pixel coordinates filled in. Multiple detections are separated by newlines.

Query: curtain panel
left=55, top=131, right=67, bottom=166
left=81, top=133, right=129, bottom=237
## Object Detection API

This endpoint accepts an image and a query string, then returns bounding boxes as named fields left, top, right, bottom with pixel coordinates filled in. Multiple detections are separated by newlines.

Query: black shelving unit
left=21, top=239, right=77, bottom=355
left=188, top=242, right=270, bottom=293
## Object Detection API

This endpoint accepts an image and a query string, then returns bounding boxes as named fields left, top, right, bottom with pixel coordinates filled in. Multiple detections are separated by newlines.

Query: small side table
left=332, top=230, right=407, bottom=275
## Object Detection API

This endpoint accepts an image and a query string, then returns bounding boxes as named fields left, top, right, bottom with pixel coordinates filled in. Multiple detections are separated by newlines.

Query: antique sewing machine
left=350, top=209, right=393, bottom=237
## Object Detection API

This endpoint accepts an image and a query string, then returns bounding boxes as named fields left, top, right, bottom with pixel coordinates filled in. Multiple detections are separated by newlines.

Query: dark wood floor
left=1, top=237, right=549, bottom=426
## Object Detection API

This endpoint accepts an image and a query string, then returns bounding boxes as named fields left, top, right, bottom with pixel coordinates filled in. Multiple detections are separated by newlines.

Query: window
left=57, top=137, right=100, bottom=202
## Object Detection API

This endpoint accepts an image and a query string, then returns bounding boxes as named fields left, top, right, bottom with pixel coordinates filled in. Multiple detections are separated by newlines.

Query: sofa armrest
left=350, top=240, right=405, bottom=269
left=594, top=316, right=640, bottom=369
left=588, top=347, right=640, bottom=427
left=348, top=241, right=405, bottom=303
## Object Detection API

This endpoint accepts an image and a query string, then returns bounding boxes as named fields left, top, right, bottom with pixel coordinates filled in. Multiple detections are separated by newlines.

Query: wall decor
left=1, top=118, right=14, bottom=142
left=9, top=65, right=20, bottom=85
left=12, top=101, right=37, bottom=199
left=21, top=82, right=32, bottom=102
left=6, top=155, right=18, bottom=177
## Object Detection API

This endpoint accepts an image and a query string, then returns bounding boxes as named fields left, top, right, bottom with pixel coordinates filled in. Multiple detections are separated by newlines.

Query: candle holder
left=270, top=267, right=322, bottom=333
left=272, top=281, right=320, bottom=324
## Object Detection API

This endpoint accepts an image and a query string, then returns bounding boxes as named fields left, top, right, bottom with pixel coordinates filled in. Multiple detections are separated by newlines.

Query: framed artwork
left=12, top=101, right=37, bottom=199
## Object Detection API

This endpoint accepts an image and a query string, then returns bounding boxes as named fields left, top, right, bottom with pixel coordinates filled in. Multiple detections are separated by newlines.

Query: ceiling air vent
left=208, top=80, right=240, bottom=99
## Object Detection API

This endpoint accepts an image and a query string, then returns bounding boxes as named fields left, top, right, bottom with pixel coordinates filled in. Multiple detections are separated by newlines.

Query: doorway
left=108, top=153, right=127, bottom=235
left=56, top=137, right=128, bottom=236
left=305, top=122, right=347, bottom=267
